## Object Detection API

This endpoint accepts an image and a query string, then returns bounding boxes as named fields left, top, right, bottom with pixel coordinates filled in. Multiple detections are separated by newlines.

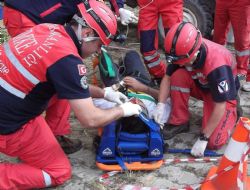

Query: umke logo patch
left=218, top=80, right=229, bottom=93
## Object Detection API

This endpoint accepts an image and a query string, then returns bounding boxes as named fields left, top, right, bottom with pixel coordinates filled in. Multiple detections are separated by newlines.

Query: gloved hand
left=119, top=8, right=138, bottom=25
left=120, top=102, right=142, bottom=117
left=153, top=102, right=166, bottom=126
left=191, top=137, right=209, bottom=157
left=104, top=87, right=128, bottom=105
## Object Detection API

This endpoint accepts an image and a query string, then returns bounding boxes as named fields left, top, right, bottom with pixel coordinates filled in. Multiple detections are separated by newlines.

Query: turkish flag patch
left=78, top=64, right=87, bottom=75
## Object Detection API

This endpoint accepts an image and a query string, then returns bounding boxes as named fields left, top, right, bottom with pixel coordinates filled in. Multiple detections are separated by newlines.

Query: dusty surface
left=0, top=17, right=250, bottom=190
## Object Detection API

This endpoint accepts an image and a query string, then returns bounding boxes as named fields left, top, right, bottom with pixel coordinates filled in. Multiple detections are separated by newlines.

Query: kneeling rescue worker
left=0, top=0, right=142, bottom=189
left=153, top=22, right=239, bottom=157
left=3, top=0, right=137, bottom=154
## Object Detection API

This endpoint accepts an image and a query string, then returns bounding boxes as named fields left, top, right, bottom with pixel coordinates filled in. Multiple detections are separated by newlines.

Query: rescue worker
left=138, top=0, right=183, bottom=80
left=153, top=22, right=239, bottom=157
left=3, top=0, right=138, bottom=36
left=2, top=0, right=137, bottom=154
left=0, top=1, right=142, bottom=189
left=213, top=0, right=250, bottom=91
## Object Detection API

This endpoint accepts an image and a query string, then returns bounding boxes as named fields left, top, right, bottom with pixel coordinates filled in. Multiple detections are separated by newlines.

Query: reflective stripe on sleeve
left=171, top=85, right=190, bottom=93
left=0, top=78, right=26, bottom=98
left=42, top=170, right=52, bottom=187
left=4, top=43, right=40, bottom=85
left=224, top=138, right=248, bottom=163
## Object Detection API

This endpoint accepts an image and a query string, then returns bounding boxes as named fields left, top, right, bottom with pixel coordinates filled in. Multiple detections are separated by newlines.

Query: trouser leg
left=0, top=116, right=71, bottom=189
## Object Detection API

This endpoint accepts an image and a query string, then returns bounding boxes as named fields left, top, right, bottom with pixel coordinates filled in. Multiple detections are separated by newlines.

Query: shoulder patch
left=218, top=80, right=229, bottom=93
left=80, top=76, right=88, bottom=89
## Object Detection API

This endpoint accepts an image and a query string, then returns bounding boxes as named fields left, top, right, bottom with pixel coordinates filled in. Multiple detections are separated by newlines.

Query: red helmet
left=164, top=22, right=202, bottom=65
left=77, top=0, right=117, bottom=45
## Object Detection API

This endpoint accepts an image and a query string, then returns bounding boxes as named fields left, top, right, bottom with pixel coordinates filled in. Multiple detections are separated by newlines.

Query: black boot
left=56, top=136, right=82, bottom=154
left=162, top=122, right=190, bottom=140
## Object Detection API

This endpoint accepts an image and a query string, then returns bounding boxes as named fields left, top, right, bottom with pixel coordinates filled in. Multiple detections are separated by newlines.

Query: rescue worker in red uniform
left=137, top=0, right=183, bottom=80
left=3, top=0, right=137, bottom=35
left=2, top=0, right=137, bottom=154
left=0, top=1, right=142, bottom=189
left=153, top=22, right=239, bottom=157
left=213, top=0, right=250, bottom=91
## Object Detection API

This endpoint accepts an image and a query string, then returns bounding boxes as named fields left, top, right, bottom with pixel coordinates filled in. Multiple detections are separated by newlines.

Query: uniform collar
left=192, top=43, right=207, bottom=69
left=64, top=24, right=82, bottom=57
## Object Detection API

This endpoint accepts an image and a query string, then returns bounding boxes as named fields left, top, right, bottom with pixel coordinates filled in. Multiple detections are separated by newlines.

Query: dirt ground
left=0, top=20, right=250, bottom=190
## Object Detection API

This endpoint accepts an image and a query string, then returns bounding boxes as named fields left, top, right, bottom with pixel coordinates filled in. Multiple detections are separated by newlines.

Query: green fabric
left=127, top=92, right=156, bottom=103
left=98, top=51, right=116, bottom=77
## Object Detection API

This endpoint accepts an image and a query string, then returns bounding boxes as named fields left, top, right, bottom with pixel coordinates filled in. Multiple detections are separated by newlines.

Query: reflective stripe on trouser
left=3, top=6, right=36, bottom=37
left=213, top=0, right=250, bottom=75
left=142, top=50, right=166, bottom=78
left=169, top=68, right=237, bottom=149
left=138, top=0, right=182, bottom=78
left=236, top=48, right=250, bottom=76
left=45, top=95, right=71, bottom=136
left=0, top=116, right=71, bottom=190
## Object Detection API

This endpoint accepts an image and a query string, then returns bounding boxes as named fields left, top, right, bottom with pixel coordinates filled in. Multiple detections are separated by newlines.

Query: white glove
left=104, top=87, right=128, bottom=105
left=119, top=8, right=138, bottom=25
left=120, top=102, right=142, bottom=117
left=153, top=102, right=166, bottom=126
left=191, top=138, right=208, bottom=157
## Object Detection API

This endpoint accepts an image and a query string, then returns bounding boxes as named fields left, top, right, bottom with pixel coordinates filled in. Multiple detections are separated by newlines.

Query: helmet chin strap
left=77, top=23, right=83, bottom=42
left=82, top=36, right=100, bottom=42
left=73, top=14, right=86, bottom=42
left=189, top=50, right=200, bottom=65
left=73, top=15, right=100, bottom=43
left=76, top=22, right=100, bottom=43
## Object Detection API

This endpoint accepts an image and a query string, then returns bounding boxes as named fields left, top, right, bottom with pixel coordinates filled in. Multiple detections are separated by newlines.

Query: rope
left=120, top=161, right=240, bottom=190
left=99, top=151, right=249, bottom=189
left=121, top=184, right=199, bottom=190
left=98, top=171, right=120, bottom=182
left=163, top=157, right=221, bottom=164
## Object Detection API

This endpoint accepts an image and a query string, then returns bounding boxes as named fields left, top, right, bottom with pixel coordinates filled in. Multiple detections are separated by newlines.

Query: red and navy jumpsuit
left=0, top=24, right=90, bottom=189
left=213, top=0, right=250, bottom=79
left=167, top=39, right=239, bottom=149
left=138, top=0, right=183, bottom=78
left=3, top=0, right=123, bottom=137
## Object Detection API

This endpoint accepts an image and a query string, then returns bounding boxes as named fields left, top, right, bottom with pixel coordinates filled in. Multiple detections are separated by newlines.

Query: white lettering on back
left=12, top=29, right=38, bottom=54
left=22, top=24, right=63, bottom=67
